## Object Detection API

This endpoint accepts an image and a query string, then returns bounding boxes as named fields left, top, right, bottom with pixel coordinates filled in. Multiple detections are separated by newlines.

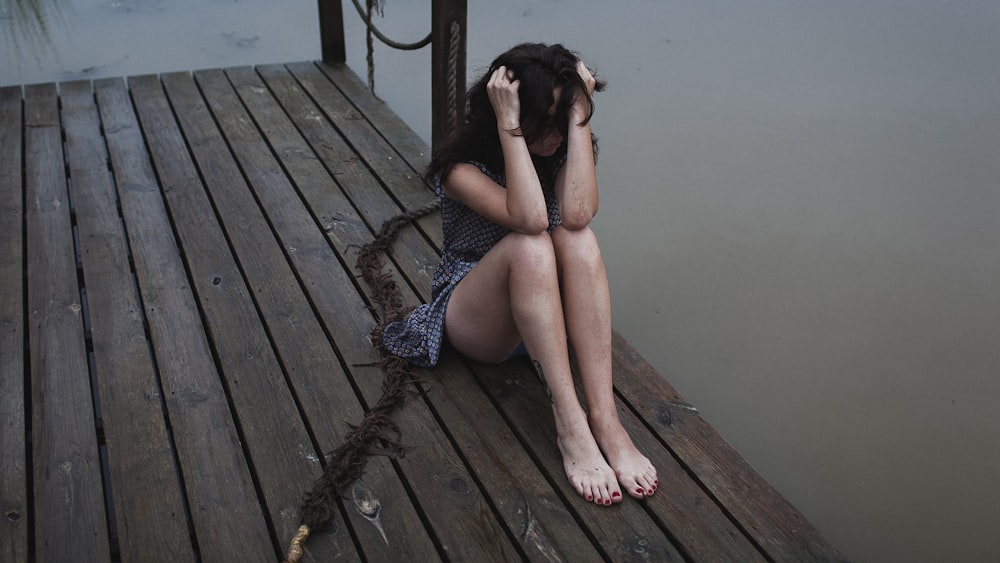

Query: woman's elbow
left=520, top=217, right=552, bottom=235
left=509, top=210, right=551, bottom=235
left=560, top=207, right=597, bottom=231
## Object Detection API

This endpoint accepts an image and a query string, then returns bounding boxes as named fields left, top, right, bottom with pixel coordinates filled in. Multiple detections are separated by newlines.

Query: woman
left=384, top=43, right=657, bottom=506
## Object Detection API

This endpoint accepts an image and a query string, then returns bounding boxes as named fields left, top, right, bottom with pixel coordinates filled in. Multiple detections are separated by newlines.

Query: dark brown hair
left=426, top=42, right=605, bottom=185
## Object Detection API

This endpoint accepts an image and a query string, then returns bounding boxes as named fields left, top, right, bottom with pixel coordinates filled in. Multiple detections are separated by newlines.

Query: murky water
left=4, top=1, right=1000, bottom=561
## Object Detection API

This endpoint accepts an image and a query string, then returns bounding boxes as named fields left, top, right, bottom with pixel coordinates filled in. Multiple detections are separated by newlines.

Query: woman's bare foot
left=589, top=412, right=658, bottom=499
left=553, top=405, right=623, bottom=506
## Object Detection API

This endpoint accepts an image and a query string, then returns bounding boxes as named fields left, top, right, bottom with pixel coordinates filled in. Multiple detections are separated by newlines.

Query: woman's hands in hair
left=487, top=66, right=522, bottom=133
left=571, top=60, right=597, bottom=120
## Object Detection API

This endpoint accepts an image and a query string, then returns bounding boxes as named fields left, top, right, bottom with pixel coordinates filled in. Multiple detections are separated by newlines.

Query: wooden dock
left=0, top=61, right=845, bottom=562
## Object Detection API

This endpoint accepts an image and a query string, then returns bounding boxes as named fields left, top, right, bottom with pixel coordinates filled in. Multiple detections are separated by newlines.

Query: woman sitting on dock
left=383, top=42, right=658, bottom=506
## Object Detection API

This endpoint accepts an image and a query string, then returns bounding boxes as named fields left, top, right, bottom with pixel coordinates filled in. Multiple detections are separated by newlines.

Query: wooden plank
left=0, top=85, right=28, bottom=563
left=314, top=61, right=444, bottom=255
left=149, top=71, right=360, bottom=561
left=610, top=332, right=847, bottom=561
left=159, top=66, right=373, bottom=558
left=286, top=61, right=439, bottom=222
left=212, top=65, right=441, bottom=562
left=418, top=354, right=610, bottom=562
left=60, top=80, right=196, bottom=561
left=259, top=59, right=448, bottom=313
left=24, top=83, right=111, bottom=562
left=101, top=75, right=274, bottom=562
left=284, top=61, right=444, bottom=262
left=316, top=62, right=431, bottom=180
left=472, top=360, right=685, bottom=562
left=253, top=65, right=526, bottom=562
left=252, top=64, right=419, bottom=307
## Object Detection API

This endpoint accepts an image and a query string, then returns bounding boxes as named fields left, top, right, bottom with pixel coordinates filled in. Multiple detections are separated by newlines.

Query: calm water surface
left=4, top=1, right=1000, bottom=561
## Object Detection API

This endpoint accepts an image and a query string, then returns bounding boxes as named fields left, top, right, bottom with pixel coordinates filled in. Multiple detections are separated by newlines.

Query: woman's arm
left=442, top=66, right=550, bottom=234
left=555, top=61, right=600, bottom=231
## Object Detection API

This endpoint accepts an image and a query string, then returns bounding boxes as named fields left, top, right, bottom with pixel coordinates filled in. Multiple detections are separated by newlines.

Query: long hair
left=426, top=43, right=606, bottom=185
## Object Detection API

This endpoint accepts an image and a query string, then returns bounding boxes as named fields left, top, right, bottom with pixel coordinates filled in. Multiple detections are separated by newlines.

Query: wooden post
left=318, top=0, right=346, bottom=63
left=431, top=0, right=466, bottom=153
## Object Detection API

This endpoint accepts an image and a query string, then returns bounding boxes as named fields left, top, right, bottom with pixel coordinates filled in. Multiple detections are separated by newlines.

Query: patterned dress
left=383, top=155, right=565, bottom=367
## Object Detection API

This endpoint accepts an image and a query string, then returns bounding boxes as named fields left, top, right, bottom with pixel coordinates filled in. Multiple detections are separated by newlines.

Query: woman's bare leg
left=551, top=226, right=658, bottom=499
left=445, top=231, right=623, bottom=505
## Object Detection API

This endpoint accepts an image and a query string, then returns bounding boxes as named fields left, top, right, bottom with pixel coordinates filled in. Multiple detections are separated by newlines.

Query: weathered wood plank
left=0, top=85, right=28, bottom=563
left=61, top=79, right=195, bottom=562
left=267, top=63, right=441, bottom=298
left=316, top=62, right=431, bottom=189
left=151, top=70, right=361, bottom=561
left=287, top=61, right=441, bottom=232
left=253, top=65, right=525, bottom=562
left=418, top=353, right=608, bottom=562
left=473, top=361, right=685, bottom=562
left=167, top=66, right=393, bottom=559
left=24, top=82, right=111, bottom=562
left=251, top=64, right=415, bottom=309
left=606, top=379, right=765, bottom=560
left=312, top=62, right=445, bottom=251
left=610, top=332, right=847, bottom=561
left=108, top=75, right=274, bottom=561
left=212, top=65, right=442, bottom=562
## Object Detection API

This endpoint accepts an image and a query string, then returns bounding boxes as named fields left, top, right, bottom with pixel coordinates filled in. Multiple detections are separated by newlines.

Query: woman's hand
left=571, top=60, right=597, bottom=119
left=487, top=66, right=521, bottom=132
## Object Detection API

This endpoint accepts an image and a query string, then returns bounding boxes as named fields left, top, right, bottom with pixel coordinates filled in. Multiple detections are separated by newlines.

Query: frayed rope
left=282, top=199, right=440, bottom=563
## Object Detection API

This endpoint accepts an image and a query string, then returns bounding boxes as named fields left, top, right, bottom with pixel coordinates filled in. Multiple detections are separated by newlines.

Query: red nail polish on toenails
left=604, top=499, right=612, bottom=506
left=647, top=489, right=654, bottom=495
left=612, top=492, right=621, bottom=498
left=587, top=495, right=593, bottom=501
left=636, top=488, right=645, bottom=495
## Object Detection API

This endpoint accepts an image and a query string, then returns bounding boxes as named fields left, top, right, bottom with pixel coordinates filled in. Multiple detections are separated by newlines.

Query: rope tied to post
left=446, top=20, right=462, bottom=137
left=282, top=199, right=441, bottom=563
left=350, top=0, right=433, bottom=94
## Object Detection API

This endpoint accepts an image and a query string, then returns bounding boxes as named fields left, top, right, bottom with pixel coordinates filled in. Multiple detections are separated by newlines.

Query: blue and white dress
left=382, top=156, right=565, bottom=367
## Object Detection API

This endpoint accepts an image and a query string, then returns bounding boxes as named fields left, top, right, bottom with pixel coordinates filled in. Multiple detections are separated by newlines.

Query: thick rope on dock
left=282, top=199, right=441, bottom=563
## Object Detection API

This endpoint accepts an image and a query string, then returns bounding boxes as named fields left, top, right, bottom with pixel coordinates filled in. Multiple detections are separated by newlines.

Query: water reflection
left=0, top=0, right=319, bottom=86
left=1, top=0, right=71, bottom=59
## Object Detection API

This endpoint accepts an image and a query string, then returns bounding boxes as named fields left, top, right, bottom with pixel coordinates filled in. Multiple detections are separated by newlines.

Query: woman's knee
left=551, top=225, right=603, bottom=268
left=504, top=231, right=558, bottom=271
